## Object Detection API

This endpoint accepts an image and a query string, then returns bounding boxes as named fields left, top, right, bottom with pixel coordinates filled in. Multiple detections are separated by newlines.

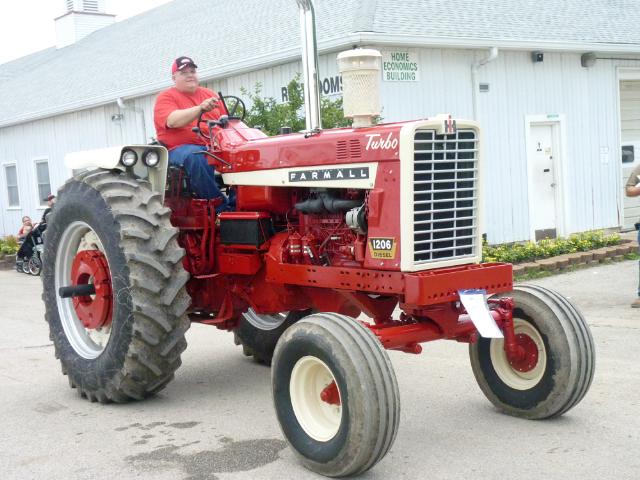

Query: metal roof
left=1, top=0, right=640, bottom=128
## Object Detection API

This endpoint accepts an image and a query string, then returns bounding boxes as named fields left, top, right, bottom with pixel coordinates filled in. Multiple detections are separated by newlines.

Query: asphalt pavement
left=0, top=260, right=639, bottom=480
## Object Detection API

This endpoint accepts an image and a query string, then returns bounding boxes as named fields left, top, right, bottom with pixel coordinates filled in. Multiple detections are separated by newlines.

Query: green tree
left=240, top=75, right=351, bottom=136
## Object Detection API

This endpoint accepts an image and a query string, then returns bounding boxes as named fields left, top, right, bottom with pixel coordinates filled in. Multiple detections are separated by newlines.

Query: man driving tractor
left=153, top=56, right=228, bottom=206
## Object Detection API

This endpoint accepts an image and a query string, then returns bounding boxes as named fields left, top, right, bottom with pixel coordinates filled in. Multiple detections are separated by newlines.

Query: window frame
left=3, top=162, right=21, bottom=209
left=34, top=157, right=52, bottom=208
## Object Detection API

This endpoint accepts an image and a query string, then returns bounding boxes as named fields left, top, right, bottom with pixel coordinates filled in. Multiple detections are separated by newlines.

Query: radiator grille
left=412, top=129, right=478, bottom=264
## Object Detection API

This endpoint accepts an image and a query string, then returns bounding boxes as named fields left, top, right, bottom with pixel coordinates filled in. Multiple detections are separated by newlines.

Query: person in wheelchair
left=17, top=216, right=33, bottom=243
left=16, top=221, right=46, bottom=274
left=153, top=56, right=231, bottom=210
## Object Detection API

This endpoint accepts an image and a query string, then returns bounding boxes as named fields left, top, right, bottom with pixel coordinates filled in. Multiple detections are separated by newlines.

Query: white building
left=1, top=0, right=640, bottom=243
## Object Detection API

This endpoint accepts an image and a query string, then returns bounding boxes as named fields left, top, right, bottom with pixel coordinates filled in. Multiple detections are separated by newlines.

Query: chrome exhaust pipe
left=295, top=0, right=322, bottom=132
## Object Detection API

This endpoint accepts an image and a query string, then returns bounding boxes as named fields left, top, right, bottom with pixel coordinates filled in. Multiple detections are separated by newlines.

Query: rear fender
left=64, top=145, right=169, bottom=201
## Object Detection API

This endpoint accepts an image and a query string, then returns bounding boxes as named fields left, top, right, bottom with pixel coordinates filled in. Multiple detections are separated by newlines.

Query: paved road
left=1, top=261, right=639, bottom=480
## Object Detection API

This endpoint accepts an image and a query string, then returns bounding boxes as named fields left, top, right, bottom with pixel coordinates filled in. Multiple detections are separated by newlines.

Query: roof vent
left=55, top=0, right=114, bottom=49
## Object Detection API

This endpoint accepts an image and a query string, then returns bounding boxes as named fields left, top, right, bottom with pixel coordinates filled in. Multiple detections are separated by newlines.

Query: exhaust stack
left=295, top=0, right=322, bottom=132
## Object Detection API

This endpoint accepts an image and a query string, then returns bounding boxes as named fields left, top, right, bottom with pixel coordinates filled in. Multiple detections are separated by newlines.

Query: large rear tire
left=469, top=284, right=595, bottom=419
left=42, top=170, right=191, bottom=403
left=272, top=313, right=400, bottom=477
left=234, top=309, right=310, bottom=364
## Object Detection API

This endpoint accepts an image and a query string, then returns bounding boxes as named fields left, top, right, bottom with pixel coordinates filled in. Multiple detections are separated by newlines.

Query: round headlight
left=120, top=149, right=138, bottom=167
left=142, top=149, right=160, bottom=167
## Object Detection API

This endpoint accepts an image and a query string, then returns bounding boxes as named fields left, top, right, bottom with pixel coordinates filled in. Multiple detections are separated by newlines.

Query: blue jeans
left=169, top=144, right=227, bottom=209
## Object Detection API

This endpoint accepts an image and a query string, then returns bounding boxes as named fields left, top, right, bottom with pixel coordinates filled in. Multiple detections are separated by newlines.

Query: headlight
left=120, top=149, right=138, bottom=167
left=142, top=149, right=160, bottom=167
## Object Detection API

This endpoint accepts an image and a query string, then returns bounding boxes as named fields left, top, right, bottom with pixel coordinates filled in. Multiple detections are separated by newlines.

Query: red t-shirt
left=153, top=86, right=226, bottom=150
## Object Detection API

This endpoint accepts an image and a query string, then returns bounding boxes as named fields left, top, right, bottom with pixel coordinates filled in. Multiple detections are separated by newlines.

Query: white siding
left=2, top=48, right=640, bottom=244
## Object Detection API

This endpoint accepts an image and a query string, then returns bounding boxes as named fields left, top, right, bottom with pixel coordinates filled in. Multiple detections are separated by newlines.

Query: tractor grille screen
left=412, top=129, right=478, bottom=264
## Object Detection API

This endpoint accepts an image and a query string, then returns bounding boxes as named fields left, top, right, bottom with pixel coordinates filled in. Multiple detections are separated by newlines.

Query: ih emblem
left=369, top=237, right=397, bottom=259
left=445, top=115, right=457, bottom=135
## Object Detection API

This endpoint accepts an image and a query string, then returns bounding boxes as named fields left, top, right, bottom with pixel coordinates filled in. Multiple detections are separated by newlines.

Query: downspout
left=471, top=47, right=498, bottom=120
left=116, top=97, right=148, bottom=143
left=295, top=0, right=322, bottom=133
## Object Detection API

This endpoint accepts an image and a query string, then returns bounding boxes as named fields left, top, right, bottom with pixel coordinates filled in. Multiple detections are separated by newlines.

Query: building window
left=4, top=164, right=19, bottom=207
left=66, top=0, right=74, bottom=12
left=35, top=160, right=51, bottom=206
left=622, top=145, right=635, bottom=164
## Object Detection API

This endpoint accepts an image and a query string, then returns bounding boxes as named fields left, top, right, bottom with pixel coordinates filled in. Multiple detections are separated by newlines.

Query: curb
left=512, top=242, right=638, bottom=277
left=0, top=254, right=17, bottom=270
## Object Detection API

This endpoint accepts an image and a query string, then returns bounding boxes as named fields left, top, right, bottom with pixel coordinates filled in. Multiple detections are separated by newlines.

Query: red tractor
left=42, top=1, right=594, bottom=477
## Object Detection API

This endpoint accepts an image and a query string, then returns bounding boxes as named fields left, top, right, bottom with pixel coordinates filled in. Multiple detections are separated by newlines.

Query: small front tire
left=469, top=284, right=595, bottom=419
left=272, top=313, right=400, bottom=477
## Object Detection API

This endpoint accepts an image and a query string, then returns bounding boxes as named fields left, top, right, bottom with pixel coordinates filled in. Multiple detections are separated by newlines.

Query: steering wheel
left=193, top=94, right=246, bottom=140
left=195, top=110, right=215, bottom=141
left=221, top=95, right=246, bottom=121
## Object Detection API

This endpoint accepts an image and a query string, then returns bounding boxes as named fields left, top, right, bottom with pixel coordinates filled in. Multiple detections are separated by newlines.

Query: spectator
left=42, top=194, right=55, bottom=223
left=625, top=166, right=640, bottom=308
left=17, top=216, right=33, bottom=242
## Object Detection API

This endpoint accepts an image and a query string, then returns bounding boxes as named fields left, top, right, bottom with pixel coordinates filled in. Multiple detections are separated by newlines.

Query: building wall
left=2, top=47, right=640, bottom=243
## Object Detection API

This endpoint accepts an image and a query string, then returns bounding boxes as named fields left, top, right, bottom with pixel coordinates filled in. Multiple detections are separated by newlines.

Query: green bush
left=482, top=231, right=621, bottom=264
left=0, top=235, right=19, bottom=255
left=240, top=75, right=353, bottom=136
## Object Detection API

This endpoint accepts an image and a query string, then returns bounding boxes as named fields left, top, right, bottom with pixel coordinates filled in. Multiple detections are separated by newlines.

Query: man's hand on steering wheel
left=199, top=97, right=218, bottom=113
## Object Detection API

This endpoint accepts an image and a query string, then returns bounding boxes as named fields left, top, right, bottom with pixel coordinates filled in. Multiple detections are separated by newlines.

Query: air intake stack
left=337, top=49, right=383, bottom=128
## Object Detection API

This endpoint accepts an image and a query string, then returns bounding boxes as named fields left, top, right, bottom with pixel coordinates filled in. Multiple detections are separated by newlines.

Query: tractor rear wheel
left=272, top=313, right=400, bottom=477
left=42, top=170, right=191, bottom=403
left=469, top=284, right=595, bottom=419
left=234, top=309, right=310, bottom=364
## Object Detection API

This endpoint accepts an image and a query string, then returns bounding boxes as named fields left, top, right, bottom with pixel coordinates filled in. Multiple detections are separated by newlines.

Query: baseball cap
left=171, top=56, right=198, bottom=74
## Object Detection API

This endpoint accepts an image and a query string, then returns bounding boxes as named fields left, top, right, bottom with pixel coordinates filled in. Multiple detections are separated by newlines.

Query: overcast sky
left=0, top=0, right=173, bottom=65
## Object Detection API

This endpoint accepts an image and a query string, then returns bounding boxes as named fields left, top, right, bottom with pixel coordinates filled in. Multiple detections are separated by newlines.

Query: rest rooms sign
left=382, top=51, right=420, bottom=82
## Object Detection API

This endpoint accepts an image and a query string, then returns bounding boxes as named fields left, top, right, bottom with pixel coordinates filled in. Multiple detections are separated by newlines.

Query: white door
left=620, top=80, right=640, bottom=230
left=529, top=124, right=558, bottom=240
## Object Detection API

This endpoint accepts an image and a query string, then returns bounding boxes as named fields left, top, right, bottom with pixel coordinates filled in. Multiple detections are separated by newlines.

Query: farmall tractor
left=42, top=1, right=595, bottom=477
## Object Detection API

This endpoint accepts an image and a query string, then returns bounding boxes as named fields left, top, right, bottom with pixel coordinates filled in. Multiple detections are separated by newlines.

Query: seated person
left=17, top=216, right=33, bottom=242
left=153, top=56, right=229, bottom=208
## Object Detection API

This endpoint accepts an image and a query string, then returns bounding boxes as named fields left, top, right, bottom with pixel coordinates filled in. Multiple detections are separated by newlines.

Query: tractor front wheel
left=42, top=170, right=191, bottom=403
left=272, top=313, right=400, bottom=477
left=469, top=284, right=595, bottom=419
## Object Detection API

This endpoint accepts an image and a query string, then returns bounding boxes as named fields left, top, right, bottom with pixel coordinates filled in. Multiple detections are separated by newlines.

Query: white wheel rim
left=243, top=309, right=288, bottom=330
left=290, top=356, right=342, bottom=442
left=55, top=221, right=113, bottom=359
left=489, top=318, right=547, bottom=390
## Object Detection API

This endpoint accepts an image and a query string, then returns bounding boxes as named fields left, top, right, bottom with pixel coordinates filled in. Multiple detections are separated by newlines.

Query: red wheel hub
left=320, top=381, right=341, bottom=406
left=70, top=250, right=113, bottom=330
left=508, top=333, right=539, bottom=372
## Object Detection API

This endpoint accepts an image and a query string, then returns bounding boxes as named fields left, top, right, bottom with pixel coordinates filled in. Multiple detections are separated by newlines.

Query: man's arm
left=625, top=165, right=640, bottom=197
left=626, top=185, right=640, bottom=197
left=166, top=97, right=219, bottom=128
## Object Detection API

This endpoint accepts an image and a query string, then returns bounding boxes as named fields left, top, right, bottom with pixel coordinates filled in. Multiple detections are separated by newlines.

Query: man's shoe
left=632, top=298, right=640, bottom=308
